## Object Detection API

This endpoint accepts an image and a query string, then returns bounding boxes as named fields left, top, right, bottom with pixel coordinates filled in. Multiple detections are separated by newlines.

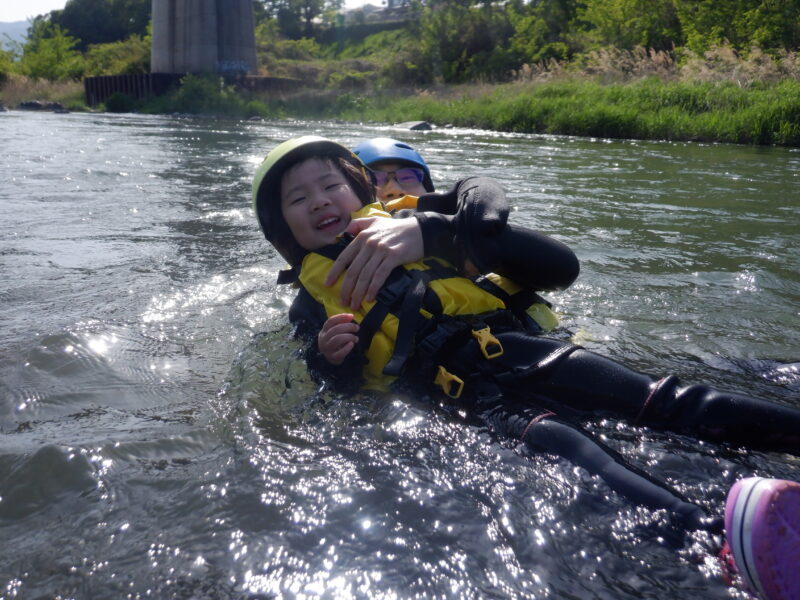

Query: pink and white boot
left=724, top=477, right=800, bottom=600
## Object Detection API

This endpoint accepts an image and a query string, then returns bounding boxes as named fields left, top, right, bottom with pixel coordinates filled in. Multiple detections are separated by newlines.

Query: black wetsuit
left=286, top=177, right=800, bottom=532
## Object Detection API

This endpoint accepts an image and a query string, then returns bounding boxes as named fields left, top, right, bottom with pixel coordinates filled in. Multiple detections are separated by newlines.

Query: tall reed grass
left=516, top=45, right=800, bottom=87
left=0, top=76, right=85, bottom=110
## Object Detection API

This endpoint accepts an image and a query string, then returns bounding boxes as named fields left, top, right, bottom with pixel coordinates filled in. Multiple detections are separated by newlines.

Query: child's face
left=280, top=157, right=363, bottom=251
left=371, top=161, right=428, bottom=202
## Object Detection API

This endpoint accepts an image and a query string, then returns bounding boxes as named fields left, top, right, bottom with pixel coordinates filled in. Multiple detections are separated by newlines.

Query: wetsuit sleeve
left=288, top=288, right=364, bottom=393
left=492, top=224, right=579, bottom=291
left=413, top=177, right=579, bottom=291
left=413, top=211, right=460, bottom=264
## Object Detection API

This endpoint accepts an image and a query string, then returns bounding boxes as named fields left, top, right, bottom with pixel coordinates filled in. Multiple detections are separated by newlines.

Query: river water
left=1, top=110, right=798, bottom=599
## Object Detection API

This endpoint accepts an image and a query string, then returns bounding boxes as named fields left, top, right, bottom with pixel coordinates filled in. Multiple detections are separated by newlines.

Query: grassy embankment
left=124, top=75, right=799, bottom=146
left=134, top=44, right=800, bottom=147
left=3, top=53, right=799, bottom=147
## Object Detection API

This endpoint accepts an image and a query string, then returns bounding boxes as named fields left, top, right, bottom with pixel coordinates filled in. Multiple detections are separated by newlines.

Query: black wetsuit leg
left=447, top=330, right=800, bottom=455
left=480, top=404, right=721, bottom=532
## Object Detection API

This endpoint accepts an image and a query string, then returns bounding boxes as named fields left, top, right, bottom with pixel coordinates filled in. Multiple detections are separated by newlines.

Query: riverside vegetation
left=2, top=0, right=799, bottom=146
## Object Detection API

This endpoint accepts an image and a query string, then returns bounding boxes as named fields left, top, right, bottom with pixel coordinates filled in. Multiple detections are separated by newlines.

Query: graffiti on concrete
left=217, top=60, right=253, bottom=74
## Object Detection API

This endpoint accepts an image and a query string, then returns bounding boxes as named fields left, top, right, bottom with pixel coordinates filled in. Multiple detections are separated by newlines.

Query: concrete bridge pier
left=150, top=0, right=257, bottom=75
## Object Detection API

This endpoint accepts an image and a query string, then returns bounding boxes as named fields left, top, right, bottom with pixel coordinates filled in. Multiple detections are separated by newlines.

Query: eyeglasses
left=369, top=167, right=425, bottom=188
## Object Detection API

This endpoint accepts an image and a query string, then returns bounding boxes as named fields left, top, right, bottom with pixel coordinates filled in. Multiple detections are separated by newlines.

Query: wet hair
left=266, top=153, right=374, bottom=266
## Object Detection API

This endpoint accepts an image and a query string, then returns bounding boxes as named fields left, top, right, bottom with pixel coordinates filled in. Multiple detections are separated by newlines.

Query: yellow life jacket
left=297, top=202, right=557, bottom=390
left=382, top=196, right=561, bottom=333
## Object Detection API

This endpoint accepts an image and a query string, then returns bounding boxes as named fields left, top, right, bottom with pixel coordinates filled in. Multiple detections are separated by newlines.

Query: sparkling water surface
left=1, top=110, right=798, bottom=599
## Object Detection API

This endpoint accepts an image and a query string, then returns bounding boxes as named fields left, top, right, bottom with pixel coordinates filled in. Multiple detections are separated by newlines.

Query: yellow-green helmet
left=252, top=136, right=371, bottom=265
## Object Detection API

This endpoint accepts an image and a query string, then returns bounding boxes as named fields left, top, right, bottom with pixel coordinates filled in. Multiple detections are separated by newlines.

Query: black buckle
left=416, top=319, right=468, bottom=361
left=375, top=270, right=411, bottom=306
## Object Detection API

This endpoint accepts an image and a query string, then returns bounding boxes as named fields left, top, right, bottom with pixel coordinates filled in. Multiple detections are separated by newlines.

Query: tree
left=260, top=0, right=342, bottom=38
left=508, top=0, right=581, bottom=64
left=417, top=0, right=517, bottom=83
left=0, top=47, right=15, bottom=83
left=674, top=0, right=800, bottom=53
left=253, top=0, right=270, bottom=24
left=578, top=0, right=681, bottom=50
left=50, top=0, right=150, bottom=50
left=18, top=19, right=85, bottom=80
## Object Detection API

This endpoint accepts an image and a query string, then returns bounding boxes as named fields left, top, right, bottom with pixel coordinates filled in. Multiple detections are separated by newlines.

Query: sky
left=0, top=0, right=373, bottom=23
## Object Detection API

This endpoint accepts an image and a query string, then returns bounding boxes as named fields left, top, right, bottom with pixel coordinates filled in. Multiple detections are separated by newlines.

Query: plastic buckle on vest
left=471, top=327, right=504, bottom=359
left=434, top=366, right=464, bottom=399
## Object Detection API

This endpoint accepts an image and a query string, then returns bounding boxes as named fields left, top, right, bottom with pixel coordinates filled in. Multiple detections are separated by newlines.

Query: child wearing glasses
left=252, top=135, right=800, bottom=600
left=353, top=137, right=435, bottom=202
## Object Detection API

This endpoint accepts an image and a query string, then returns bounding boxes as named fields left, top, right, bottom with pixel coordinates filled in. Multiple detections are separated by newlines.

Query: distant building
left=342, top=1, right=414, bottom=25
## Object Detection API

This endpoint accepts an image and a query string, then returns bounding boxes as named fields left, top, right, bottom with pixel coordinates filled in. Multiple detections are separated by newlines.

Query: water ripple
left=2, top=112, right=799, bottom=599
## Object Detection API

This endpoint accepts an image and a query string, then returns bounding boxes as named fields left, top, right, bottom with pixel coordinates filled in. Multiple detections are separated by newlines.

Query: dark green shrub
left=104, top=91, right=137, bottom=112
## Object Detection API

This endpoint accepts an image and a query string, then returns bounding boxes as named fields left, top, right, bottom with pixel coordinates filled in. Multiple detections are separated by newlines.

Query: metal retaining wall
left=83, top=74, right=302, bottom=107
left=84, top=73, right=183, bottom=107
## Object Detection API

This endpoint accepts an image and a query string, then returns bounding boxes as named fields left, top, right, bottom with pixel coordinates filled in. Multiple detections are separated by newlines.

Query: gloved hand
left=417, top=176, right=509, bottom=273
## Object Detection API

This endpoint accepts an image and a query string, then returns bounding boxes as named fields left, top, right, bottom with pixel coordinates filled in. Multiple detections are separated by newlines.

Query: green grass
left=321, top=78, right=800, bottom=146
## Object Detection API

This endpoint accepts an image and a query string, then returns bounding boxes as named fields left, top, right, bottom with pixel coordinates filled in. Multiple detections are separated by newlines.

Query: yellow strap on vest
left=383, top=195, right=420, bottom=212
left=527, top=302, right=560, bottom=332
left=351, top=201, right=392, bottom=220
left=483, top=272, right=560, bottom=332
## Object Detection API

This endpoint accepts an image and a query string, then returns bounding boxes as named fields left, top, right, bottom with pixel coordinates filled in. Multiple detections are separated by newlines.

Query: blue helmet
left=352, top=137, right=434, bottom=192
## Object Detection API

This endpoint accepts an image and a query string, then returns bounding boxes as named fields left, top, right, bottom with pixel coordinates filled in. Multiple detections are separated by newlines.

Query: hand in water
left=318, top=313, right=359, bottom=364
left=325, top=216, right=424, bottom=309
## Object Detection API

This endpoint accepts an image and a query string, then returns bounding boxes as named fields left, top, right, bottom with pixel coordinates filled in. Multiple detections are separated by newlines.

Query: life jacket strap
left=474, top=275, right=552, bottom=333
left=383, top=272, right=427, bottom=376
left=416, top=318, right=471, bottom=365
left=357, top=264, right=420, bottom=364
left=277, top=267, right=299, bottom=284
left=430, top=324, right=501, bottom=398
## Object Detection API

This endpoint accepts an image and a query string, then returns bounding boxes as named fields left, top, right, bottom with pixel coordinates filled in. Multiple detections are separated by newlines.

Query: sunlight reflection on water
left=1, top=111, right=798, bottom=599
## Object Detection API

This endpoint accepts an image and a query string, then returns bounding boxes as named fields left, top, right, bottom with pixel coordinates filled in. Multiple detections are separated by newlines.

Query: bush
left=244, top=99, right=271, bottom=118
left=0, top=49, right=15, bottom=84
left=104, top=91, right=137, bottom=113
left=84, top=35, right=150, bottom=77
left=143, top=74, right=247, bottom=116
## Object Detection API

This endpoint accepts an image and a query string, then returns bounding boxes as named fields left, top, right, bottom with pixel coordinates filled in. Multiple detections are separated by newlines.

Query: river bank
left=287, top=78, right=800, bottom=146
left=3, top=74, right=798, bottom=146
